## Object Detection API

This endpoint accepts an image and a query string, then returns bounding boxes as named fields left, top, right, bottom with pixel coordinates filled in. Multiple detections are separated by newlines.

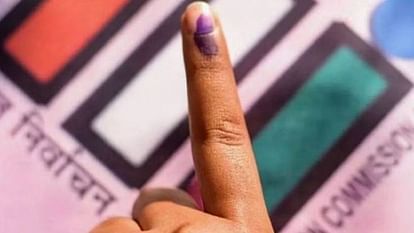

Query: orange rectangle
left=4, top=0, right=128, bottom=83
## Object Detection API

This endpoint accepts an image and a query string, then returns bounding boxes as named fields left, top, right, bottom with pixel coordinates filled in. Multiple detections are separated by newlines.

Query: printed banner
left=0, top=0, right=413, bottom=232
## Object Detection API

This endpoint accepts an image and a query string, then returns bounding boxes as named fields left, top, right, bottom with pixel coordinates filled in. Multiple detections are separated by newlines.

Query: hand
left=91, top=2, right=274, bottom=232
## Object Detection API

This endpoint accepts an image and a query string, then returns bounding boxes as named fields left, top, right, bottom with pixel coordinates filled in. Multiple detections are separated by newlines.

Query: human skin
left=90, top=2, right=274, bottom=233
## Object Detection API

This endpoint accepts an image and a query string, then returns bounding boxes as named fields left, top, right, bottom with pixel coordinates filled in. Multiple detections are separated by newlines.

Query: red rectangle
left=4, top=0, right=128, bottom=83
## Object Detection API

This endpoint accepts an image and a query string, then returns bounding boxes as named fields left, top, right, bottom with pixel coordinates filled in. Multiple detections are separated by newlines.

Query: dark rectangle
left=0, top=0, right=148, bottom=103
left=255, top=46, right=387, bottom=211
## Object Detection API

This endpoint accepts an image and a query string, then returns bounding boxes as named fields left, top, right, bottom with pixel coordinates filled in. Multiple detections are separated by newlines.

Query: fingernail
left=188, top=2, right=218, bottom=56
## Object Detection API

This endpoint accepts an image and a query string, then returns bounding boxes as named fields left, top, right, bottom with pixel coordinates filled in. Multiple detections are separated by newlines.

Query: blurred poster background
left=0, top=0, right=413, bottom=232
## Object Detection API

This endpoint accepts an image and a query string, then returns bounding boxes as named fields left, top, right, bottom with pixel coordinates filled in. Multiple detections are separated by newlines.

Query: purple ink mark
left=195, top=14, right=214, bottom=35
left=194, top=35, right=218, bottom=56
left=194, top=14, right=218, bottom=56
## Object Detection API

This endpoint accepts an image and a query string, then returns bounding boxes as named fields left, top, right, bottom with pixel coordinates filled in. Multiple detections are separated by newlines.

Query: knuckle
left=204, top=119, right=246, bottom=147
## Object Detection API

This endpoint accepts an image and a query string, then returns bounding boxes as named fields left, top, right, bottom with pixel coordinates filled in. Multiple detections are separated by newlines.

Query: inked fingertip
left=181, top=1, right=219, bottom=56
left=182, top=1, right=214, bottom=34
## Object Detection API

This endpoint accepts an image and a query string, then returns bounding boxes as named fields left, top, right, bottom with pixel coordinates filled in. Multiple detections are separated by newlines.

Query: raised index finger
left=181, top=2, right=271, bottom=227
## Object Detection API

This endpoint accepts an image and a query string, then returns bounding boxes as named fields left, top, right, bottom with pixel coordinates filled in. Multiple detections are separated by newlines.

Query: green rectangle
left=253, top=47, right=387, bottom=210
